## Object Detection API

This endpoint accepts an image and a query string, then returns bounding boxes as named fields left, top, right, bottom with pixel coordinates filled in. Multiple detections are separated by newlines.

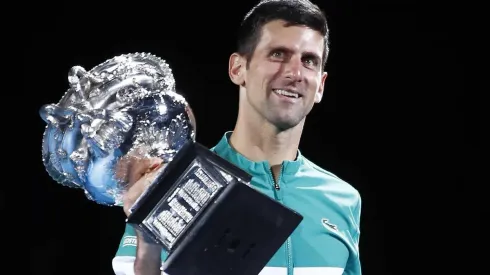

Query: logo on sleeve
left=321, top=218, right=338, bottom=231
left=122, top=236, right=137, bottom=247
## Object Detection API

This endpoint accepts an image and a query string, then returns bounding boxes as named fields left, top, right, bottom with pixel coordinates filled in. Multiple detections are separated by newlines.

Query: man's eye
left=271, top=51, right=284, bottom=58
left=303, top=57, right=318, bottom=67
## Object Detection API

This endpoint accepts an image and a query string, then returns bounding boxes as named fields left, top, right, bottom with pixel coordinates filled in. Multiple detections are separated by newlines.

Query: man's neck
left=229, top=116, right=304, bottom=168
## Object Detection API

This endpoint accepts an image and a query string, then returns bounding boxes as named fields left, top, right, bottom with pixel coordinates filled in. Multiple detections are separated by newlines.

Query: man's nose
left=284, top=57, right=302, bottom=82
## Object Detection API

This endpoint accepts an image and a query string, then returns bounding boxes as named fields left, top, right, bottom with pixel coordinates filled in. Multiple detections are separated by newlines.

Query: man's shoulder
left=298, top=156, right=362, bottom=245
left=300, top=156, right=361, bottom=200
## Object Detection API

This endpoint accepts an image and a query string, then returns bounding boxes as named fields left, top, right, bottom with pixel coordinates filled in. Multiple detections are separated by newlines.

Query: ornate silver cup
left=39, top=53, right=196, bottom=206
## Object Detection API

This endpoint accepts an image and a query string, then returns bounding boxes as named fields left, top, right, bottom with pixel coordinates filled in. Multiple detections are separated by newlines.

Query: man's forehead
left=257, top=20, right=324, bottom=53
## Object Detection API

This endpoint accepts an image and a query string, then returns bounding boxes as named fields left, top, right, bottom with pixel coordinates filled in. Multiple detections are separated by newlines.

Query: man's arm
left=133, top=229, right=163, bottom=275
left=112, top=224, right=168, bottom=275
left=346, top=193, right=362, bottom=275
left=114, top=157, right=168, bottom=275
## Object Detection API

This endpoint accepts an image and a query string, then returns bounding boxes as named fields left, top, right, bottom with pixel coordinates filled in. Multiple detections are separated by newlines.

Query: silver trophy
left=38, top=52, right=249, bottom=251
left=39, top=52, right=197, bottom=207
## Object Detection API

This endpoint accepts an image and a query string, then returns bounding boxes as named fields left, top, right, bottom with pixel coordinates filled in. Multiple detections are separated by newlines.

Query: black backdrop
left=25, top=1, right=469, bottom=274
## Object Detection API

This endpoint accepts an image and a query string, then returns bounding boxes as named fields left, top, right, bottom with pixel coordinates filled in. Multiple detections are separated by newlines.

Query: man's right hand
left=120, top=156, right=163, bottom=217
left=117, top=154, right=165, bottom=275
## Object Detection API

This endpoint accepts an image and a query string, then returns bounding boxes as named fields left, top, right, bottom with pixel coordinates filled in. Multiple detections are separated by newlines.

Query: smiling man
left=112, top=1, right=362, bottom=274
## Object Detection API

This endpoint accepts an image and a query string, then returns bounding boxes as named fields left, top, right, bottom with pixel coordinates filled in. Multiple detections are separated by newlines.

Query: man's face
left=236, top=20, right=327, bottom=130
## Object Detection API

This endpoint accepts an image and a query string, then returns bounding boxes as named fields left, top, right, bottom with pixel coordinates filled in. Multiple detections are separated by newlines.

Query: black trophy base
left=127, top=141, right=303, bottom=275
left=162, top=178, right=303, bottom=275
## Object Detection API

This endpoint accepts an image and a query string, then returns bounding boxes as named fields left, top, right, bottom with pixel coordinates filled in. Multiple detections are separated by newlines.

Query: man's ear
left=229, top=53, right=246, bottom=86
left=315, top=71, right=328, bottom=103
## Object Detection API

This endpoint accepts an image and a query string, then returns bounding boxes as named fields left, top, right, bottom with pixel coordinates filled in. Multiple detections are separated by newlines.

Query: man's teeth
left=274, top=89, right=299, bottom=98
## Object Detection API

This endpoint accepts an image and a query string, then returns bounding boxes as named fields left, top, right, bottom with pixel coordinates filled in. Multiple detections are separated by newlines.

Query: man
left=113, top=0, right=362, bottom=274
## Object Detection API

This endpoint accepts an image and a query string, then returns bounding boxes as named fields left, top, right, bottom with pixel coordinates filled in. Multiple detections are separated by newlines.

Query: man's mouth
left=272, top=89, right=301, bottom=98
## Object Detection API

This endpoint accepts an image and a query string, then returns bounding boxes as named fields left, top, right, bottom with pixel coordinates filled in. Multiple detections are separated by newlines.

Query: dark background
left=24, top=1, right=471, bottom=274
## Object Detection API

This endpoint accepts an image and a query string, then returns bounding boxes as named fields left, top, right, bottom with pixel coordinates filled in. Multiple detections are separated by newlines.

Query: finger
left=115, top=154, right=142, bottom=184
left=123, top=161, right=165, bottom=216
left=127, top=158, right=151, bottom=185
left=132, top=162, right=165, bottom=192
left=145, top=158, right=164, bottom=173
left=128, top=158, right=163, bottom=185
left=125, top=167, right=159, bottom=208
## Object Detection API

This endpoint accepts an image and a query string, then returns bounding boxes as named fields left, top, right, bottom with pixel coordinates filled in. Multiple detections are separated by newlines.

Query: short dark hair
left=237, top=0, right=330, bottom=69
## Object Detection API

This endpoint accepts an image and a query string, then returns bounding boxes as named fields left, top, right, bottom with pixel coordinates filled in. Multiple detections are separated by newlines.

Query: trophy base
left=127, top=141, right=303, bottom=275
left=163, top=178, right=303, bottom=275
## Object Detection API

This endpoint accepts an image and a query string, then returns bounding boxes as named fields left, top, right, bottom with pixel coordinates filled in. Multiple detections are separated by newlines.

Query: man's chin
left=269, top=116, right=304, bottom=132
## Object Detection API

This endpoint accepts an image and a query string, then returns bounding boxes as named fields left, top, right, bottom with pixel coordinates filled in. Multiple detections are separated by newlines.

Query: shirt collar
left=213, top=131, right=304, bottom=175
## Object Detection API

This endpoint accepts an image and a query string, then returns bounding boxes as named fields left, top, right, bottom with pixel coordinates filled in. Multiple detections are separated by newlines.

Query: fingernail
left=149, top=163, right=159, bottom=170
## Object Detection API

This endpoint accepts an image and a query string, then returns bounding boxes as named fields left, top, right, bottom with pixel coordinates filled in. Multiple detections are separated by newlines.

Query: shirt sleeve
left=112, top=223, right=168, bottom=275
left=352, top=194, right=362, bottom=253
left=345, top=193, right=362, bottom=275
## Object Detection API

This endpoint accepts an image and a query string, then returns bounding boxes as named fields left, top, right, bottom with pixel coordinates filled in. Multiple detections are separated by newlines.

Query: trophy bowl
left=39, top=53, right=196, bottom=206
